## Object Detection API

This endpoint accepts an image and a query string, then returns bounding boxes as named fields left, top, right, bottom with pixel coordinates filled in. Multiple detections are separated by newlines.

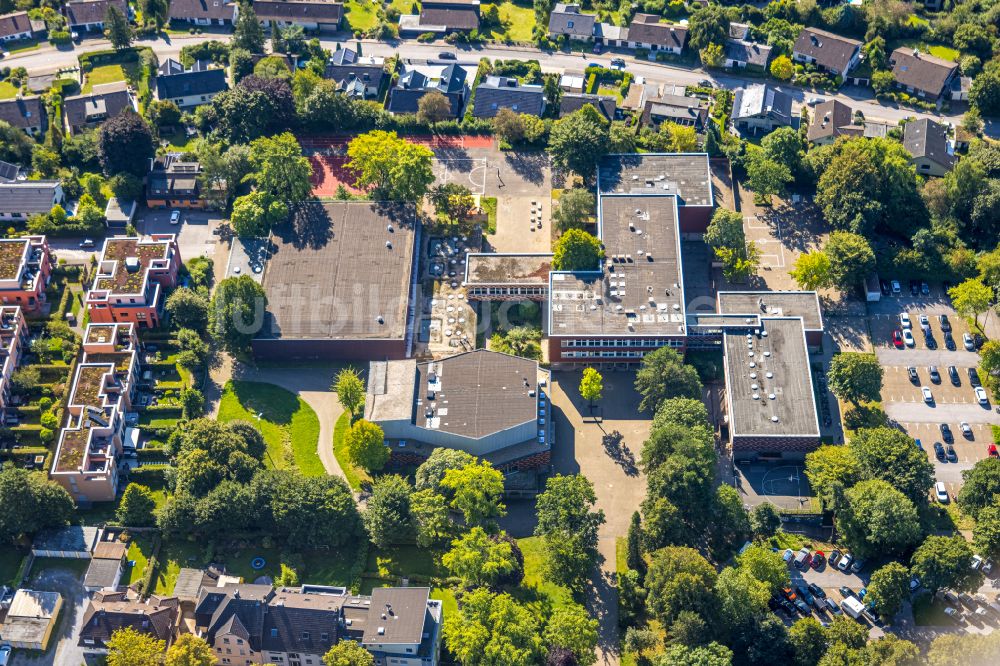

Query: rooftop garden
left=72, top=365, right=111, bottom=407
left=0, top=240, right=27, bottom=280
left=55, top=429, right=88, bottom=471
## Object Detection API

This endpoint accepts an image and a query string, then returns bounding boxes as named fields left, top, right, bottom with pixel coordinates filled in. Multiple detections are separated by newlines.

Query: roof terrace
left=0, top=240, right=27, bottom=281
left=94, top=238, right=172, bottom=295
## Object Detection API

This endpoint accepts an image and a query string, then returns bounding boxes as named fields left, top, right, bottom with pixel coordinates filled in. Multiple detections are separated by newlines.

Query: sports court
left=736, top=461, right=817, bottom=511
left=745, top=214, right=786, bottom=269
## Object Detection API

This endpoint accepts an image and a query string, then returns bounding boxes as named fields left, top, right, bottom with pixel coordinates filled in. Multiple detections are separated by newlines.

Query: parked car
left=438, top=51, right=457, bottom=59
left=839, top=586, right=854, bottom=598
left=910, top=576, right=921, bottom=591
left=169, top=210, right=181, bottom=225
left=974, top=333, right=986, bottom=350
left=80, top=239, right=95, bottom=248
left=944, top=331, right=956, bottom=350
left=796, top=585, right=815, bottom=605
left=961, top=422, right=973, bottom=438
left=939, top=314, right=952, bottom=331
left=983, top=559, right=994, bottom=575
left=892, top=330, right=903, bottom=348
left=782, top=548, right=794, bottom=563
left=960, top=592, right=979, bottom=609
left=899, top=312, right=912, bottom=328
left=909, top=280, right=919, bottom=296
left=903, top=329, right=915, bottom=347
left=949, top=366, right=960, bottom=386
left=879, top=280, right=890, bottom=296
left=829, top=550, right=842, bottom=566
left=922, top=386, right=934, bottom=403
left=794, top=547, right=812, bottom=569
left=825, top=598, right=842, bottom=615
left=940, top=423, right=953, bottom=443
left=0, top=645, right=9, bottom=666
left=592, top=43, right=603, bottom=54
left=969, top=368, right=982, bottom=387
left=921, top=281, right=930, bottom=295
left=610, top=57, right=626, bottom=68
left=975, top=387, right=990, bottom=405
left=947, top=444, right=958, bottom=463
left=794, top=599, right=811, bottom=615
left=936, top=481, right=949, bottom=502
left=808, top=583, right=827, bottom=599
left=941, top=590, right=961, bottom=608
left=918, top=313, right=930, bottom=329
left=964, top=333, right=976, bottom=351
left=989, top=444, right=998, bottom=458
left=891, top=280, right=902, bottom=295
left=915, top=438, right=923, bottom=450
left=972, top=555, right=984, bottom=571
left=838, top=554, right=853, bottom=572
left=850, top=558, right=865, bottom=574
left=935, top=441, right=946, bottom=461
left=811, top=551, right=825, bottom=569
left=943, top=606, right=963, bottom=623
left=929, top=366, right=941, bottom=383
left=907, top=367, right=919, bottom=383
left=806, top=96, right=822, bottom=106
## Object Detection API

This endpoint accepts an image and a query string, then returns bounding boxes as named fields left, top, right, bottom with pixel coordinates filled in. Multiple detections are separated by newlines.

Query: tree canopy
left=828, top=352, right=883, bottom=405
left=347, top=130, right=436, bottom=201
left=635, top=347, right=703, bottom=414
left=552, top=229, right=604, bottom=271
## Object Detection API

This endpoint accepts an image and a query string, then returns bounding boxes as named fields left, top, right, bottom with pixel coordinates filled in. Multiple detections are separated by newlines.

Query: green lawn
left=82, top=64, right=127, bottom=93
left=390, top=0, right=419, bottom=13
left=615, top=536, right=627, bottom=574
left=218, top=381, right=324, bottom=476
left=515, top=536, right=575, bottom=614
left=0, top=81, right=18, bottom=100
left=0, top=545, right=27, bottom=587
left=124, top=535, right=154, bottom=586
left=301, top=547, right=365, bottom=588
left=912, top=592, right=954, bottom=626
left=162, top=129, right=200, bottom=153
left=345, top=0, right=379, bottom=32
left=333, top=411, right=372, bottom=490
left=893, top=39, right=960, bottom=62
left=152, top=540, right=200, bottom=594
left=29, top=557, right=90, bottom=582
left=483, top=1, right=536, bottom=42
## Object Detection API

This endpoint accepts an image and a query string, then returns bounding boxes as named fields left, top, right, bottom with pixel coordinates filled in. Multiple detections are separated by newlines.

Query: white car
left=922, top=386, right=934, bottom=403
left=169, top=210, right=181, bottom=225
left=961, top=422, right=973, bottom=437
left=975, top=387, right=989, bottom=405
left=838, top=553, right=853, bottom=571
left=964, top=333, right=975, bottom=351
left=806, top=96, right=821, bottom=106
left=936, top=481, right=949, bottom=503
left=899, top=312, right=912, bottom=328
left=919, top=314, right=929, bottom=328
left=972, top=555, right=984, bottom=571
left=902, top=329, right=915, bottom=347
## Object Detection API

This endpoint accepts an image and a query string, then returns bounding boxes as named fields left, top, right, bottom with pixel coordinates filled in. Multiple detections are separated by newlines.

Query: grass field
left=0, top=81, right=18, bottom=100
left=333, top=411, right=372, bottom=490
left=3, top=38, right=39, bottom=54
left=515, top=536, right=575, bottom=614
left=893, top=39, right=961, bottom=62
left=345, top=0, right=379, bottom=32
left=218, top=381, right=324, bottom=476
left=483, top=1, right=536, bottom=42
left=82, top=64, right=127, bottom=93
left=124, top=535, right=154, bottom=586
left=390, top=0, right=418, bottom=12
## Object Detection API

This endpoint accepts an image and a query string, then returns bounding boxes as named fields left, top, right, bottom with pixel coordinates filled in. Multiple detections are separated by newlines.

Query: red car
left=989, top=444, right=998, bottom=458
left=892, top=329, right=904, bottom=348
left=812, top=551, right=825, bottom=569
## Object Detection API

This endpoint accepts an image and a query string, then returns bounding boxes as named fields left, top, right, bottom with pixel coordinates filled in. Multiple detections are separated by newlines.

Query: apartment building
left=50, top=323, right=139, bottom=503
left=0, top=306, right=28, bottom=419
left=0, top=235, right=53, bottom=313
left=84, top=235, right=181, bottom=329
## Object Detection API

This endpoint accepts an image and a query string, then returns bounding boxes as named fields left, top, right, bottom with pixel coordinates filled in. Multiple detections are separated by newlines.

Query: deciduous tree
left=443, top=526, right=519, bottom=588
left=248, top=132, right=313, bottom=202
left=334, top=368, right=366, bottom=416
left=828, top=352, right=883, bottom=405
left=911, top=535, right=983, bottom=593
left=548, top=105, right=610, bottom=180
left=347, top=130, right=436, bottom=201
left=770, top=55, right=793, bottom=80
left=0, top=467, right=73, bottom=541
left=645, top=546, right=718, bottom=624
left=958, top=458, right=1000, bottom=520
left=736, top=543, right=789, bottom=594
left=98, top=111, right=154, bottom=178
left=805, top=445, right=860, bottom=507
left=209, top=275, right=267, bottom=352
left=544, top=604, right=599, bottom=666
left=949, top=278, right=992, bottom=327
left=443, top=589, right=543, bottom=666
left=323, top=640, right=375, bottom=666
left=166, top=288, right=210, bottom=331
left=634, top=347, right=703, bottom=414
left=441, top=461, right=506, bottom=527
left=789, top=251, right=832, bottom=290
left=106, top=627, right=165, bottom=666
left=363, top=475, right=414, bottom=547
left=552, top=188, right=595, bottom=231
left=579, top=368, right=603, bottom=410
left=417, top=91, right=453, bottom=124
left=788, top=617, right=826, bottom=666
left=837, top=480, right=921, bottom=558
left=553, top=229, right=604, bottom=271
left=345, top=419, right=390, bottom=472
left=535, top=474, right=605, bottom=591
left=117, top=483, right=156, bottom=527
left=165, top=634, right=216, bottom=666
left=850, top=426, right=934, bottom=505
left=825, top=231, right=876, bottom=290
left=866, top=562, right=910, bottom=619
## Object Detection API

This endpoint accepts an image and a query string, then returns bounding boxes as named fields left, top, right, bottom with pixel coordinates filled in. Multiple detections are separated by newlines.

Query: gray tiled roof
left=903, top=118, right=956, bottom=170
left=63, top=82, right=134, bottom=131
left=732, top=84, right=792, bottom=123
left=472, top=76, right=545, bottom=118
left=0, top=181, right=61, bottom=215
left=252, top=0, right=344, bottom=22
left=167, top=0, right=237, bottom=21
left=806, top=99, right=854, bottom=143
left=0, top=11, right=37, bottom=38
left=792, top=27, right=860, bottom=73
left=0, top=96, right=45, bottom=130
left=548, top=4, right=595, bottom=38
left=64, top=0, right=127, bottom=27
left=627, top=14, right=687, bottom=49
left=890, top=48, right=958, bottom=98
left=560, top=93, right=616, bottom=121
left=725, top=39, right=772, bottom=68
left=419, top=0, right=479, bottom=30
left=155, top=67, right=228, bottom=101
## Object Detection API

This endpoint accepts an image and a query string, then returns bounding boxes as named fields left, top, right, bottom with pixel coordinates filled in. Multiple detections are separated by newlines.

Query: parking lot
left=136, top=208, right=222, bottom=263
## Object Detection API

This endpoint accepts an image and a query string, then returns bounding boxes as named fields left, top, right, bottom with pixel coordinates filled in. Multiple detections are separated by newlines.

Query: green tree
left=745, top=152, right=792, bottom=202
left=116, top=483, right=156, bottom=527
left=973, top=499, right=1000, bottom=559
left=363, top=475, right=413, bottom=547
left=825, top=231, right=876, bottom=290
left=749, top=502, right=781, bottom=539
left=535, top=474, right=605, bottom=591
left=323, top=640, right=375, bottom=666
left=415, top=448, right=476, bottom=492
left=104, top=5, right=133, bottom=50
left=443, top=589, right=543, bottom=666
left=805, top=445, right=860, bottom=507
left=430, top=183, right=476, bottom=228
left=827, top=353, right=883, bottom=405
left=663, top=123, right=698, bottom=152
left=275, top=563, right=299, bottom=587
left=442, top=526, right=519, bottom=588
left=106, top=627, right=165, bottom=666
left=347, top=130, right=436, bottom=201
left=788, top=617, right=827, bottom=666
left=417, top=91, right=453, bottom=124
left=253, top=55, right=292, bottom=80
left=411, top=488, right=453, bottom=547
left=334, top=368, right=366, bottom=416
left=736, top=543, right=789, bottom=594
left=704, top=208, right=745, bottom=252
left=489, top=326, right=542, bottom=360
left=634, top=347, right=703, bottom=414
left=230, top=191, right=289, bottom=237
left=165, top=634, right=215, bottom=666
left=544, top=604, right=599, bottom=666
left=762, top=126, right=804, bottom=178
left=688, top=4, right=729, bottom=51
left=166, top=287, right=210, bottom=331
left=770, top=55, right=793, bottom=80
left=209, top=275, right=267, bottom=352
left=789, top=251, right=832, bottom=290
left=911, top=535, right=983, bottom=593
left=548, top=105, right=610, bottom=180
left=552, top=188, right=595, bottom=231
left=626, top=511, right=645, bottom=573
left=957, top=458, right=1000, bottom=520
left=248, top=132, right=313, bottom=202
left=441, top=461, right=506, bottom=527
left=553, top=228, right=604, bottom=271
left=850, top=427, right=934, bottom=505
left=866, top=562, right=910, bottom=619
left=98, top=111, right=154, bottom=178
left=700, top=43, right=724, bottom=67
left=715, top=566, right=770, bottom=630
left=949, top=278, right=992, bottom=328
left=655, top=643, right=733, bottom=666
left=645, top=546, right=718, bottom=624
left=262, top=470, right=363, bottom=550
left=345, top=419, right=390, bottom=472
left=0, top=467, right=74, bottom=541
left=837, top=479, right=921, bottom=558
left=232, top=3, right=265, bottom=52
left=579, top=367, right=603, bottom=410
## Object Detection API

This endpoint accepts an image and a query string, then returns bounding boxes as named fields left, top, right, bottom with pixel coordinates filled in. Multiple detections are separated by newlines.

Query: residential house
left=367, top=349, right=552, bottom=470
left=560, top=93, right=616, bottom=121
left=0, top=96, right=46, bottom=135
left=626, top=14, right=687, bottom=55
left=595, top=21, right=628, bottom=48
left=731, top=83, right=792, bottom=135
left=792, top=27, right=861, bottom=79
left=387, top=61, right=470, bottom=117
left=195, top=583, right=442, bottom=666
left=79, top=590, right=179, bottom=651
left=0, top=590, right=63, bottom=650
left=559, top=73, right=585, bottom=93
left=155, top=58, right=229, bottom=108
left=903, top=118, right=955, bottom=177
left=399, top=0, right=480, bottom=35
left=64, top=0, right=128, bottom=32
left=0, top=11, right=43, bottom=42
left=889, top=47, right=959, bottom=101
left=806, top=99, right=861, bottom=145
left=547, top=4, right=595, bottom=41
left=641, top=92, right=707, bottom=129
left=252, top=0, right=344, bottom=32
left=50, top=323, right=140, bottom=503
left=82, top=540, right=128, bottom=591
left=724, top=39, right=772, bottom=69
left=167, top=0, right=239, bottom=26
left=146, top=155, right=205, bottom=209
left=0, top=235, right=53, bottom=313
left=324, top=48, right=385, bottom=99
left=84, top=235, right=181, bottom=329
left=0, top=182, right=64, bottom=221
left=62, top=82, right=137, bottom=136
left=0, top=306, right=27, bottom=420
left=472, top=76, right=545, bottom=119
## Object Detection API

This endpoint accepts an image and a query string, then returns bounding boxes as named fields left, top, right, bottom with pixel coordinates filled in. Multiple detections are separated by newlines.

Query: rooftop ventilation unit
left=124, top=257, right=140, bottom=272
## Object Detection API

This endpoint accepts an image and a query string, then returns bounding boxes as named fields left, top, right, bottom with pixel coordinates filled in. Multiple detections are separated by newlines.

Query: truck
left=841, top=596, right=866, bottom=620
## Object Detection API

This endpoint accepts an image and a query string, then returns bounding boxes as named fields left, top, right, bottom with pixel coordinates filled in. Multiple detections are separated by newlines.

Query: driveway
left=136, top=209, right=222, bottom=265
left=13, top=565, right=90, bottom=666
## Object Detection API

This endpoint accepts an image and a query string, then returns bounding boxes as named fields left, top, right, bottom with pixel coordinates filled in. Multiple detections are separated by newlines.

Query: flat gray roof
left=549, top=195, right=685, bottom=337
left=718, top=291, right=823, bottom=332
left=597, top=153, right=713, bottom=206
left=465, top=253, right=553, bottom=286
left=415, top=350, right=541, bottom=439
left=724, top=317, right=820, bottom=438
left=257, top=202, right=416, bottom=341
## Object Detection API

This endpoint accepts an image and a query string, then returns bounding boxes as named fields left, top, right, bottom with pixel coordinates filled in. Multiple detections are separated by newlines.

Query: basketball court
left=737, top=461, right=817, bottom=512
left=745, top=214, right=786, bottom=269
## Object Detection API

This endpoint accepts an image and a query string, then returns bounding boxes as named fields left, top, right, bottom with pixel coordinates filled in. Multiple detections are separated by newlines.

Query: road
left=4, top=32, right=990, bottom=134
